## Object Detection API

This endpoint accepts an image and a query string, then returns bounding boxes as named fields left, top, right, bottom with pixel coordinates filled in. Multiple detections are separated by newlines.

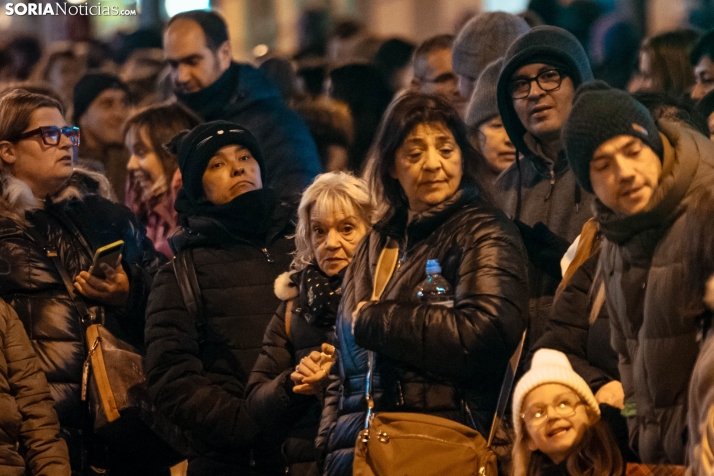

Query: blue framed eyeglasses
left=14, top=126, right=80, bottom=147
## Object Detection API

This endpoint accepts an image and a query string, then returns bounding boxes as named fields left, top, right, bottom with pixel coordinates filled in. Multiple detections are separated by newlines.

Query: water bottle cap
left=426, top=259, right=441, bottom=274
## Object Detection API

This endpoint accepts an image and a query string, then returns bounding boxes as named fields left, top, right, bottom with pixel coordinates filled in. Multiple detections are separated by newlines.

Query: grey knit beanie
left=466, top=58, right=503, bottom=128
left=452, top=11, right=530, bottom=81
left=563, top=81, right=663, bottom=194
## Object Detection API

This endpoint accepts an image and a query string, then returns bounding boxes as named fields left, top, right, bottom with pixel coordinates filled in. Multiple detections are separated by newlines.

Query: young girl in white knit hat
left=511, top=348, right=624, bottom=476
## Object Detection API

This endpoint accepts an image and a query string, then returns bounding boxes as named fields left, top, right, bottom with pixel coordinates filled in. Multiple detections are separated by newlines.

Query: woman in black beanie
left=144, top=121, right=295, bottom=476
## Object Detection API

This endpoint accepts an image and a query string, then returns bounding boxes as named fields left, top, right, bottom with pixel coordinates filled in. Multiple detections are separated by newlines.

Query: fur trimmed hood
left=274, top=270, right=298, bottom=301
left=0, top=167, right=114, bottom=221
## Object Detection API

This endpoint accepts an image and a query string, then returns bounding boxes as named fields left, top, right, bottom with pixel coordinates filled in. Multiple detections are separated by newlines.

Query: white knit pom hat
left=512, top=349, right=600, bottom=439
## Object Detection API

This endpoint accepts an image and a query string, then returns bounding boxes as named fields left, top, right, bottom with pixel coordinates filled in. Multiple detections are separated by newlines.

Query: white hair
left=292, top=171, right=374, bottom=271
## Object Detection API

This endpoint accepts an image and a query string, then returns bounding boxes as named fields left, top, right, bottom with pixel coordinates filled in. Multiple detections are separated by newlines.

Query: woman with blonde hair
left=246, top=171, right=374, bottom=476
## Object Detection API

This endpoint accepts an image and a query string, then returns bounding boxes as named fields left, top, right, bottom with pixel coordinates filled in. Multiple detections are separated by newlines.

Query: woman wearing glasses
left=0, top=89, right=165, bottom=475
left=511, top=348, right=624, bottom=476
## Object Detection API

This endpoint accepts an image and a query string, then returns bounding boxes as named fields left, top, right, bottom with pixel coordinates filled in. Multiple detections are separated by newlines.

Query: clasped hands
left=291, top=343, right=336, bottom=395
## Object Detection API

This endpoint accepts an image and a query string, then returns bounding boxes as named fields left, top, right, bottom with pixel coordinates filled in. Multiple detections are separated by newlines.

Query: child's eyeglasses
left=521, top=393, right=584, bottom=427
left=14, top=126, right=80, bottom=147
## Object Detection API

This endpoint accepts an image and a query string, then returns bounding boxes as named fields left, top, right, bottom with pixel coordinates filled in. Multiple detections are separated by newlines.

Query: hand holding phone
left=74, top=240, right=129, bottom=307
left=88, top=240, right=124, bottom=279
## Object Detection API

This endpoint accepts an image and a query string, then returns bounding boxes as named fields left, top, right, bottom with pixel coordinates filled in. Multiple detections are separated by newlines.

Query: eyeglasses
left=14, top=126, right=80, bottom=147
left=521, top=393, right=583, bottom=427
left=509, top=69, right=564, bottom=99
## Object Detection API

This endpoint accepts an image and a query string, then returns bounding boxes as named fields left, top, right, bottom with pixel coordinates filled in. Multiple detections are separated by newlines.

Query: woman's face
left=523, top=383, right=593, bottom=464
left=475, top=116, right=516, bottom=174
left=2, top=107, right=74, bottom=198
left=310, top=206, right=367, bottom=277
left=202, top=144, right=262, bottom=205
left=126, top=125, right=166, bottom=185
left=391, top=122, right=463, bottom=213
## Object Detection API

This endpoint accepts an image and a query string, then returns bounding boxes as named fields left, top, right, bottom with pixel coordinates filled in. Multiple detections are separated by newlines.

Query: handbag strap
left=364, top=238, right=399, bottom=429
left=361, top=239, right=526, bottom=448
left=173, top=248, right=207, bottom=345
left=23, top=224, right=95, bottom=327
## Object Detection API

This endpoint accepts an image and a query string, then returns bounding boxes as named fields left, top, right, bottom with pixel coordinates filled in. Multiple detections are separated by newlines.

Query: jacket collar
left=374, top=187, right=479, bottom=244
left=169, top=198, right=295, bottom=253
left=596, top=120, right=700, bottom=245
left=176, top=62, right=281, bottom=121
left=0, top=167, right=113, bottom=223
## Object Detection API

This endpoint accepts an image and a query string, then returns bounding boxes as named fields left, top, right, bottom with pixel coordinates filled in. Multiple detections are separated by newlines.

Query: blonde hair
left=292, top=172, right=374, bottom=271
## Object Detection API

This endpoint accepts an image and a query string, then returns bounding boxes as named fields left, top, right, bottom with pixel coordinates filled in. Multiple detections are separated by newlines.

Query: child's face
left=522, top=383, right=594, bottom=463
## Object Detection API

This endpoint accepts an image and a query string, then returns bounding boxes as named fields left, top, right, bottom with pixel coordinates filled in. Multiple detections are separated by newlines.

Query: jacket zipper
left=544, top=169, right=556, bottom=200
left=261, top=247, right=275, bottom=263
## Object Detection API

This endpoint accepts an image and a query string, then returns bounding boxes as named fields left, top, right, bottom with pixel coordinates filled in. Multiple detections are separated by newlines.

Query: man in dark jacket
left=145, top=121, right=295, bottom=475
left=495, top=25, right=596, bottom=344
left=163, top=10, right=321, bottom=203
left=563, top=82, right=714, bottom=464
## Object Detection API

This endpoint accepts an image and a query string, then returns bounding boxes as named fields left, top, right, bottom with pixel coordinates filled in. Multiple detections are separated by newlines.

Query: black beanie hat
left=173, top=120, right=265, bottom=206
left=496, top=26, right=594, bottom=155
left=563, top=81, right=664, bottom=194
left=72, top=73, right=128, bottom=124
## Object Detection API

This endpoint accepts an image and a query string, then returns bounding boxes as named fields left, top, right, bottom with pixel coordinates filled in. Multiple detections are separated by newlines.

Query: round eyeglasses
left=521, top=393, right=584, bottom=427
left=509, top=69, right=564, bottom=99
left=14, top=126, right=80, bottom=147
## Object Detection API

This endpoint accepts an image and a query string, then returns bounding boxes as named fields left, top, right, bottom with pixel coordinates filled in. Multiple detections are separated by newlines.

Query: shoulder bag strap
left=173, top=248, right=207, bottom=344
left=285, top=298, right=294, bottom=339
left=363, top=238, right=400, bottom=430
left=487, top=329, right=526, bottom=447
left=23, top=225, right=94, bottom=325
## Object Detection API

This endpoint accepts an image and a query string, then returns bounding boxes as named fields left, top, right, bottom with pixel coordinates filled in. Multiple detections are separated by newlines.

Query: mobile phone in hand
left=88, top=240, right=124, bottom=279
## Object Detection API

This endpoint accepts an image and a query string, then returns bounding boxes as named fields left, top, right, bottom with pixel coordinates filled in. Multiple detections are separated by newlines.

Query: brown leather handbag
left=352, top=240, right=523, bottom=476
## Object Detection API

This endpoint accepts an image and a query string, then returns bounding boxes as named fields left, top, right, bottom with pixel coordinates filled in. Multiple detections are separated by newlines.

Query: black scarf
left=176, top=187, right=277, bottom=243
left=176, top=63, right=239, bottom=121
left=293, top=264, right=345, bottom=327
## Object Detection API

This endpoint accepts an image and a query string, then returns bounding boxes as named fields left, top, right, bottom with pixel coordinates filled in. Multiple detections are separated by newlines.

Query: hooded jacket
left=317, top=188, right=528, bottom=476
left=144, top=198, right=296, bottom=476
left=0, top=299, right=70, bottom=476
left=176, top=63, right=321, bottom=203
left=597, top=120, right=714, bottom=464
left=0, top=168, right=165, bottom=474
left=493, top=26, right=596, bottom=343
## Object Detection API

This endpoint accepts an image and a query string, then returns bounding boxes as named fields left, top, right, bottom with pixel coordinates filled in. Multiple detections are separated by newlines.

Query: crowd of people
left=1, top=3, right=714, bottom=476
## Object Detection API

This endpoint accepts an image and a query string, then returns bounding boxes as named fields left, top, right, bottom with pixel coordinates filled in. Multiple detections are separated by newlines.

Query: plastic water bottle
left=415, top=259, right=454, bottom=307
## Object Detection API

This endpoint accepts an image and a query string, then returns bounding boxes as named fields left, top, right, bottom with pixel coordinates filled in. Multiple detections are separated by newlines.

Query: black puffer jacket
left=245, top=268, right=338, bottom=476
left=144, top=201, right=295, bottom=476
left=0, top=299, right=70, bottom=476
left=317, top=188, right=529, bottom=476
left=176, top=63, right=322, bottom=203
left=0, top=170, right=164, bottom=475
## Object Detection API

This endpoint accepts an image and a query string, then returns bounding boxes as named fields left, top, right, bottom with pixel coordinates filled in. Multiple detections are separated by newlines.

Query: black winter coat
left=530, top=249, right=618, bottom=393
left=245, top=268, right=337, bottom=476
left=176, top=62, right=321, bottom=203
left=144, top=202, right=296, bottom=476
left=0, top=170, right=164, bottom=475
left=317, top=189, right=529, bottom=476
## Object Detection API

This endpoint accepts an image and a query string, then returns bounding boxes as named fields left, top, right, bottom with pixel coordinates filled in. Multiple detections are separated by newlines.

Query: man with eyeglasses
left=494, top=26, right=596, bottom=346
